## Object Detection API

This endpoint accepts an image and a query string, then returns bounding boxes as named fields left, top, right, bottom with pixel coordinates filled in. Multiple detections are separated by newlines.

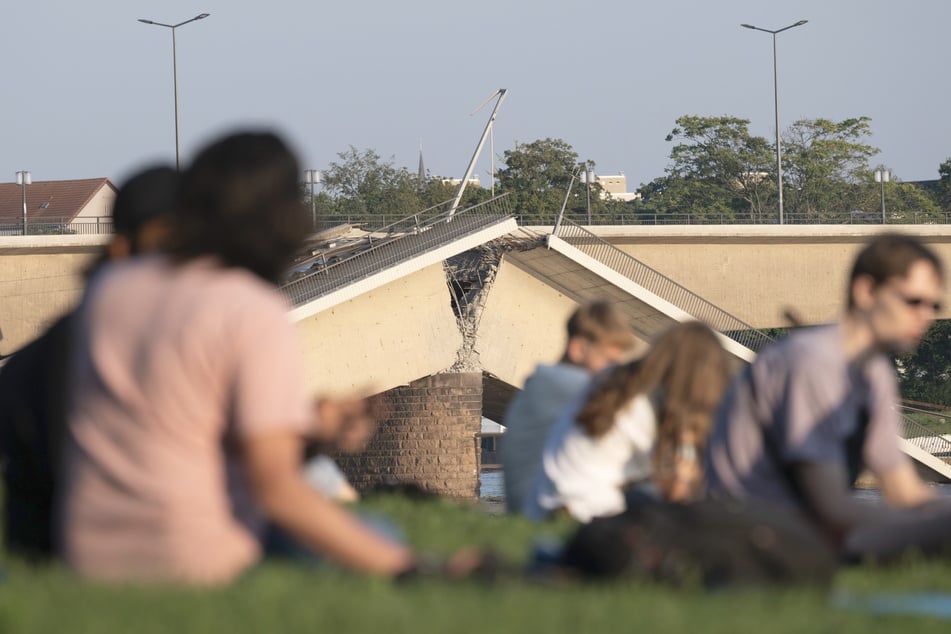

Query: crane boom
left=447, top=88, right=507, bottom=218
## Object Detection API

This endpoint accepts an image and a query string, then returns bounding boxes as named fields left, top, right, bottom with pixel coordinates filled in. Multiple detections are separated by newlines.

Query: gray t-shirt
left=499, top=363, right=591, bottom=514
left=706, top=323, right=907, bottom=510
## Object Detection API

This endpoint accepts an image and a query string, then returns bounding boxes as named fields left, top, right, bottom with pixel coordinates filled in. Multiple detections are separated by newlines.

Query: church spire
left=417, top=140, right=426, bottom=192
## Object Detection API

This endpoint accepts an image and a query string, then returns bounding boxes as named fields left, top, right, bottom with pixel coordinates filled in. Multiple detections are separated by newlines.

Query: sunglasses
left=893, top=289, right=943, bottom=313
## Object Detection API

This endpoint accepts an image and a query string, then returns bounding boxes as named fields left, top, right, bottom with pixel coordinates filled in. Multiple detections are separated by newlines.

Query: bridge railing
left=553, top=218, right=773, bottom=353
left=531, top=211, right=951, bottom=226
left=0, top=217, right=114, bottom=236
left=899, top=406, right=951, bottom=463
left=281, top=194, right=513, bottom=307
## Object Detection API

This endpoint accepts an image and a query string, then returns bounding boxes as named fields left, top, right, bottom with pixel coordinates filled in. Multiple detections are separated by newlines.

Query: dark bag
left=559, top=495, right=837, bottom=588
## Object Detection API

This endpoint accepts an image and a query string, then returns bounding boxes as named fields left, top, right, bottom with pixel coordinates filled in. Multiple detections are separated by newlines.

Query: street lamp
left=138, top=13, right=211, bottom=171
left=874, top=168, right=890, bottom=224
left=579, top=163, right=594, bottom=225
left=15, top=171, right=31, bottom=236
left=741, top=19, right=808, bottom=225
left=304, top=170, right=321, bottom=230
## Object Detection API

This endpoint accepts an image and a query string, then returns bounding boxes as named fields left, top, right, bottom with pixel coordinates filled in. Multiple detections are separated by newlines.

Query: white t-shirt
left=525, top=393, right=656, bottom=523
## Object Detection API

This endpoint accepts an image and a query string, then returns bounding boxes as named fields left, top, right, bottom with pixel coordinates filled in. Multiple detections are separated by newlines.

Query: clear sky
left=3, top=0, right=949, bottom=191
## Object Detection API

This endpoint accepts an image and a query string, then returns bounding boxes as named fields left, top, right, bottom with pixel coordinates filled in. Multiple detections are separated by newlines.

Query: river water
left=479, top=469, right=506, bottom=514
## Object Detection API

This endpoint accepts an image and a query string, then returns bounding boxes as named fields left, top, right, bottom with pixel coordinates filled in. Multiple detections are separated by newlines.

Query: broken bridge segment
left=282, top=196, right=517, bottom=397
left=498, top=219, right=764, bottom=365
left=284, top=196, right=517, bottom=321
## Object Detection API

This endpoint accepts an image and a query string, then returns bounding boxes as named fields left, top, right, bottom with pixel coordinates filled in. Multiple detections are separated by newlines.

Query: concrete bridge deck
left=3, top=221, right=950, bottom=483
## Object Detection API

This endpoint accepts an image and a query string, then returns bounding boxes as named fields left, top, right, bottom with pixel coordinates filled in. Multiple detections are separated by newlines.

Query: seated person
left=0, top=165, right=178, bottom=560
left=303, top=396, right=381, bottom=503
left=500, top=301, right=636, bottom=514
left=56, top=132, right=414, bottom=584
left=706, top=233, right=950, bottom=562
left=525, top=321, right=730, bottom=522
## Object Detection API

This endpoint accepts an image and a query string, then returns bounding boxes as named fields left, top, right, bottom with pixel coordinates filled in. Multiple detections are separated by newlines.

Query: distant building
left=594, top=173, right=640, bottom=202
left=442, top=175, right=482, bottom=188
left=0, top=177, right=116, bottom=235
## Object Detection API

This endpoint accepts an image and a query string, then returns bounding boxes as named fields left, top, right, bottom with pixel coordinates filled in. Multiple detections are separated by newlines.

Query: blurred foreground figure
left=303, top=396, right=382, bottom=503
left=526, top=321, right=730, bottom=522
left=500, top=301, right=636, bottom=515
left=707, top=232, right=951, bottom=562
left=56, top=132, right=414, bottom=583
left=0, top=165, right=178, bottom=560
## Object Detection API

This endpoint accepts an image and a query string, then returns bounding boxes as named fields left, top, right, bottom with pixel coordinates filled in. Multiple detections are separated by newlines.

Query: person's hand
left=657, top=444, right=702, bottom=503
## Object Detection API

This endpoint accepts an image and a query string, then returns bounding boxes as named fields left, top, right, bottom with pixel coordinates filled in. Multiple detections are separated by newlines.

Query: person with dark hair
left=525, top=321, right=730, bottom=522
left=56, top=131, right=415, bottom=584
left=0, top=164, right=179, bottom=560
left=706, top=232, right=950, bottom=562
left=500, top=301, right=637, bottom=515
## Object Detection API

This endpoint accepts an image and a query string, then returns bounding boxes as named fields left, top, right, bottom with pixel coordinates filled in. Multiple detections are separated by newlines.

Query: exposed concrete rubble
left=444, top=230, right=545, bottom=372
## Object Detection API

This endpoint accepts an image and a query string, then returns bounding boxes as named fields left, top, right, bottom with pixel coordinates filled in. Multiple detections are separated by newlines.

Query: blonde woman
left=525, top=321, right=730, bottom=522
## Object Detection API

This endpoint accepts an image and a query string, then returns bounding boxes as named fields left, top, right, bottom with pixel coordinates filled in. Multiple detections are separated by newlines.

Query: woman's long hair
left=575, top=321, right=730, bottom=472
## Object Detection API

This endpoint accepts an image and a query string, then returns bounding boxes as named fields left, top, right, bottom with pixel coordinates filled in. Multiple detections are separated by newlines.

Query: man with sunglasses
left=707, top=232, right=950, bottom=563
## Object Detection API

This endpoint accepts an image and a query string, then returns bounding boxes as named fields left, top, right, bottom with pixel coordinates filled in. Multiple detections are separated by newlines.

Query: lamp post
left=138, top=13, right=210, bottom=171
left=15, top=171, right=31, bottom=236
left=580, top=163, right=593, bottom=225
left=304, top=170, right=321, bottom=231
left=741, top=19, right=808, bottom=225
left=874, top=168, right=890, bottom=224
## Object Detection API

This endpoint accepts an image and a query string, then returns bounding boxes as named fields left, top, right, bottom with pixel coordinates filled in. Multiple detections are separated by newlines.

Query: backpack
left=559, top=495, right=837, bottom=588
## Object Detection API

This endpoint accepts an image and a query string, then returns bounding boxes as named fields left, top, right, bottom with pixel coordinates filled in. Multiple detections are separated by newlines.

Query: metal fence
left=281, top=195, right=513, bottom=307
left=4, top=208, right=949, bottom=237
left=0, top=217, right=114, bottom=236
left=526, top=211, right=951, bottom=227
left=553, top=218, right=773, bottom=353
left=899, top=407, right=951, bottom=462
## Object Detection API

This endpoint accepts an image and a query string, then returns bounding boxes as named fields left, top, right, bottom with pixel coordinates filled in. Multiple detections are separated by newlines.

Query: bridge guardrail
left=553, top=218, right=773, bottom=353
left=281, top=195, right=513, bottom=307
left=0, top=217, right=114, bottom=236
left=4, top=209, right=948, bottom=237
left=533, top=211, right=951, bottom=226
left=899, top=407, right=951, bottom=463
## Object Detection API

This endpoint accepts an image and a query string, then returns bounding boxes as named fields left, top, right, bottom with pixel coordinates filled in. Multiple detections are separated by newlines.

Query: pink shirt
left=58, top=257, right=312, bottom=584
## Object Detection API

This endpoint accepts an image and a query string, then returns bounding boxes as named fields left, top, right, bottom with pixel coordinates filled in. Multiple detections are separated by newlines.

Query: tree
left=322, top=147, right=420, bottom=219
left=416, top=175, right=493, bottom=213
left=496, top=138, right=604, bottom=224
left=846, top=167, right=942, bottom=224
left=936, top=158, right=951, bottom=211
left=780, top=117, right=878, bottom=221
left=898, top=320, right=951, bottom=406
left=636, top=116, right=774, bottom=222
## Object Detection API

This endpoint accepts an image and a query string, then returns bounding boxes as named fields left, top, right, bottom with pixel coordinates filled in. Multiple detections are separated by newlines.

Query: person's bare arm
left=241, top=429, right=413, bottom=576
left=876, top=461, right=935, bottom=508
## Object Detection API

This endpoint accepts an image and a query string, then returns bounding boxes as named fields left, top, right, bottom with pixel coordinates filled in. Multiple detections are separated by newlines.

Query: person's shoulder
left=617, top=393, right=656, bottom=424
left=525, top=363, right=589, bottom=392
left=761, top=325, right=841, bottom=369
left=864, top=352, right=898, bottom=385
left=180, top=259, right=290, bottom=313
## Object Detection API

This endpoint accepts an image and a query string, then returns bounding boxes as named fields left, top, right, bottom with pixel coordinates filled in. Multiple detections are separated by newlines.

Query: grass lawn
left=905, top=410, right=951, bottom=437
left=3, top=493, right=951, bottom=633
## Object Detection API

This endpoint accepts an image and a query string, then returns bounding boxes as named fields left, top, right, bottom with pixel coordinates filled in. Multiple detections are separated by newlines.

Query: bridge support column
left=337, top=372, right=483, bottom=498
